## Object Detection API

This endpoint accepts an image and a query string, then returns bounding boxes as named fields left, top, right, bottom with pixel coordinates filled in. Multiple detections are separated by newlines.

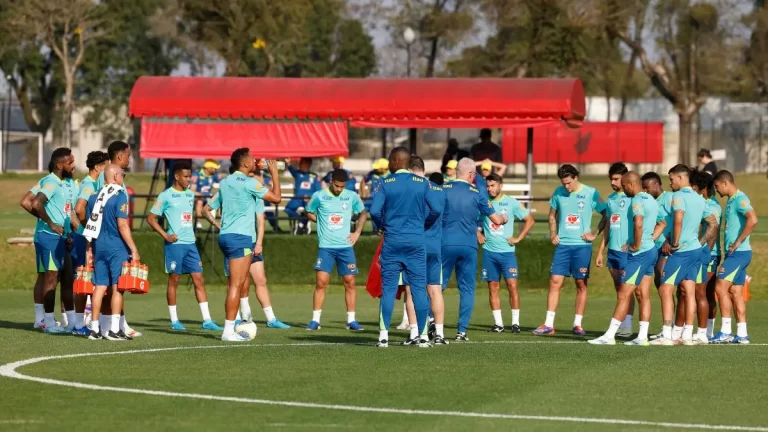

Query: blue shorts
left=607, top=249, right=627, bottom=271
left=71, top=234, right=88, bottom=269
left=426, top=252, right=442, bottom=286
left=218, top=234, right=253, bottom=260
left=482, top=250, right=519, bottom=282
left=621, top=248, right=658, bottom=286
left=661, top=249, right=702, bottom=286
left=36, top=232, right=66, bottom=273
left=315, top=247, right=357, bottom=276
left=550, top=244, right=592, bottom=279
left=94, top=251, right=129, bottom=287
left=717, top=250, right=752, bottom=286
left=705, top=255, right=720, bottom=274
left=223, top=243, right=263, bottom=277
left=165, top=243, right=203, bottom=275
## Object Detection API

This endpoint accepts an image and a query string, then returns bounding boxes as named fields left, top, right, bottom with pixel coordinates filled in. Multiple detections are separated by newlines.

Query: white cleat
left=43, top=324, right=69, bottom=334
left=396, top=322, right=409, bottom=330
left=681, top=338, right=695, bottom=346
left=587, top=336, right=616, bottom=345
left=649, top=337, right=675, bottom=346
left=123, top=327, right=142, bottom=338
left=417, top=339, right=432, bottom=348
left=624, top=338, right=649, bottom=346
left=33, top=320, right=44, bottom=329
left=649, top=330, right=664, bottom=340
left=376, top=340, right=389, bottom=348
left=221, top=332, right=249, bottom=342
left=692, top=334, right=709, bottom=345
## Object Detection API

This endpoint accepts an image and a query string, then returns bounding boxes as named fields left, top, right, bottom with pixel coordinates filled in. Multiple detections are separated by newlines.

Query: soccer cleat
left=346, top=321, right=364, bottom=331
left=709, top=331, right=734, bottom=344
left=105, top=331, right=125, bottom=341
left=692, top=334, right=709, bottom=345
left=455, top=332, right=469, bottom=341
left=33, top=319, right=43, bottom=329
left=649, top=330, right=664, bottom=340
left=72, top=326, right=90, bottom=337
left=266, top=319, right=290, bottom=329
left=88, top=330, right=103, bottom=340
left=427, top=320, right=436, bottom=340
left=587, top=336, right=616, bottom=345
left=649, top=337, right=675, bottom=346
left=44, top=324, right=68, bottom=334
left=305, top=320, right=321, bottom=331
left=681, top=338, right=695, bottom=346
left=532, top=325, right=555, bottom=336
left=488, top=325, right=505, bottom=333
left=396, top=321, right=410, bottom=330
left=401, top=337, right=419, bottom=346
left=201, top=320, right=224, bottom=331
left=732, top=335, right=751, bottom=344
left=616, top=327, right=633, bottom=338
left=171, top=321, right=187, bottom=331
left=433, top=336, right=449, bottom=345
left=116, top=330, right=133, bottom=341
left=624, top=337, right=650, bottom=346
left=376, top=339, right=389, bottom=348
left=510, top=324, right=521, bottom=334
left=123, top=327, right=142, bottom=338
left=417, top=339, right=432, bottom=348
left=572, top=326, right=586, bottom=336
left=221, top=332, right=249, bottom=342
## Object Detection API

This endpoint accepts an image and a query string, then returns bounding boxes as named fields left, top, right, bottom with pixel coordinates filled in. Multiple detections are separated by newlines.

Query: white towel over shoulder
left=83, top=184, right=124, bottom=242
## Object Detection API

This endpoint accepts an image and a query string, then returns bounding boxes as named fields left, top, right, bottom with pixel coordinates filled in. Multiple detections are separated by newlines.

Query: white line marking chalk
left=0, top=343, right=766, bottom=431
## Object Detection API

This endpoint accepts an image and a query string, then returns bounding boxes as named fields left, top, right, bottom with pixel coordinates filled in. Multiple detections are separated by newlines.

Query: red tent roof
left=129, top=77, right=585, bottom=128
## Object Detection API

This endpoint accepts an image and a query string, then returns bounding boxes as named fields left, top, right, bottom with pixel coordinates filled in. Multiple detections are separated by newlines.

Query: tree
left=745, top=0, right=768, bottom=100
left=8, top=0, right=108, bottom=147
left=607, top=0, right=740, bottom=165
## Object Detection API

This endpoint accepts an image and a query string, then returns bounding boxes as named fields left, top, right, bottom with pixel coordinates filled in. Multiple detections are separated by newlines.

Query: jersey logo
left=632, top=204, right=641, bottom=212
left=44, top=183, right=56, bottom=192
left=120, top=203, right=128, bottom=213
left=740, top=200, right=748, bottom=208
left=610, top=213, right=620, bottom=225
left=341, top=202, right=349, bottom=210
left=566, top=213, right=581, bottom=229
left=619, top=200, right=626, bottom=208
left=577, top=200, right=585, bottom=209
left=170, top=261, right=177, bottom=271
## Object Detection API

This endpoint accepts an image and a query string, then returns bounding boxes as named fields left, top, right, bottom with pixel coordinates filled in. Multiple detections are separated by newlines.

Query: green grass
left=1, top=288, right=767, bottom=431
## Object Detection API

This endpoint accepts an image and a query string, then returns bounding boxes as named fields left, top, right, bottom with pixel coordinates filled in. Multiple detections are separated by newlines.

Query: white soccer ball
left=235, top=321, right=257, bottom=341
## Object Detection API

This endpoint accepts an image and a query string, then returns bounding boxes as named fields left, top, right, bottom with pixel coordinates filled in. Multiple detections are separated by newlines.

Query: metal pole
left=406, top=43, right=417, bottom=155
left=381, top=128, right=387, bottom=158
left=526, top=127, right=533, bottom=194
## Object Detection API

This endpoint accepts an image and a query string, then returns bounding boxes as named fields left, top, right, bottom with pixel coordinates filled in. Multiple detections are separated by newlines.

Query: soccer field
left=1, top=289, right=767, bottom=432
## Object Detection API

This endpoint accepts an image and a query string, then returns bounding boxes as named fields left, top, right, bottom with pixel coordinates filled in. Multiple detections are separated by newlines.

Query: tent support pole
left=408, top=128, right=417, bottom=155
left=526, top=127, right=534, bottom=199
left=381, top=128, right=387, bottom=158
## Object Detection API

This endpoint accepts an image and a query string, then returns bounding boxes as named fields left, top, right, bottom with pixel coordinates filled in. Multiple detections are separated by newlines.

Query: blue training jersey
left=288, top=166, right=321, bottom=199
left=369, top=170, right=440, bottom=242
left=191, top=170, right=220, bottom=197
left=87, top=189, right=130, bottom=256
left=442, top=179, right=496, bottom=249
left=549, top=184, right=606, bottom=246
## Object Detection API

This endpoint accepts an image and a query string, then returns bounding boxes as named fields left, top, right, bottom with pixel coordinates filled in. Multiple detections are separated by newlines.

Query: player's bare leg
left=88, top=285, right=107, bottom=339
left=396, top=296, right=409, bottom=330
left=341, top=274, right=362, bottom=331
left=32, top=273, right=45, bottom=328
left=589, top=280, right=635, bottom=344
left=427, top=284, right=446, bottom=342
left=533, top=275, right=564, bottom=335
left=488, top=281, right=504, bottom=332
left=694, top=276, right=711, bottom=343
left=673, top=289, right=685, bottom=340
left=610, top=267, right=634, bottom=336
left=573, top=278, right=588, bottom=335
left=676, top=280, right=697, bottom=344
left=222, top=256, right=251, bottom=341
left=41, top=268, right=65, bottom=333
left=506, top=278, right=521, bottom=332
left=730, top=283, right=749, bottom=343
left=649, top=282, right=677, bottom=345
left=706, top=272, right=717, bottom=338
left=402, top=286, right=419, bottom=344
left=60, top=253, right=75, bottom=329
left=626, top=276, right=654, bottom=345
left=307, top=271, right=331, bottom=329
left=650, top=256, right=668, bottom=339
left=250, top=262, right=288, bottom=328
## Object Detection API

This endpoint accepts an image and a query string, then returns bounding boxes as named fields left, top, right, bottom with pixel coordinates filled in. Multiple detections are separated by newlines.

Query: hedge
left=132, top=233, right=558, bottom=289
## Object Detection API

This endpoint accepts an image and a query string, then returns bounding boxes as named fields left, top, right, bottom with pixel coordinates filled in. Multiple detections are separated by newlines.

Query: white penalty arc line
left=1, top=343, right=767, bottom=432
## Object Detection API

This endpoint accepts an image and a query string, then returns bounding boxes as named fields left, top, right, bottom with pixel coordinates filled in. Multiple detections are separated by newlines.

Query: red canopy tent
left=128, top=76, right=585, bottom=168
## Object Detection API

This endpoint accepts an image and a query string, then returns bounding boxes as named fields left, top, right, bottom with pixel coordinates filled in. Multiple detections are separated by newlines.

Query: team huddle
left=20, top=143, right=758, bottom=347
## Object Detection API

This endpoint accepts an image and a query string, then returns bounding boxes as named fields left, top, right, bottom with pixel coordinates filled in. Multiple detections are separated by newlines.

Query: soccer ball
left=235, top=321, right=257, bottom=341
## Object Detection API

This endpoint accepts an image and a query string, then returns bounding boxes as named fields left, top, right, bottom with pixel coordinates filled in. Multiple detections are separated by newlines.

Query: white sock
left=638, top=321, right=649, bottom=340
left=511, top=309, right=520, bottom=326
left=721, top=317, right=732, bottom=334
left=169, top=305, right=178, bottom=322
left=696, top=327, right=707, bottom=338
left=492, top=310, right=503, bottom=326
left=379, top=330, right=388, bottom=341
left=662, top=325, right=672, bottom=340
left=621, top=315, right=633, bottom=329
left=312, top=310, right=322, bottom=324
left=239, top=298, right=252, bottom=321
left=111, top=315, right=120, bottom=333
left=199, top=302, right=212, bottom=321
left=604, top=318, right=622, bottom=339
left=65, top=310, right=75, bottom=328
left=409, top=324, right=418, bottom=339
left=573, top=314, right=583, bottom=327
left=34, top=304, right=44, bottom=323
left=120, top=315, right=128, bottom=331
left=436, top=324, right=444, bottom=337
left=737, top=322, right=748, bottom=337
left=61, top=312, right=68, bottom=327
left=91, top=317, right=100, bottom=333
left=401, top=308, right=408, bottom=324
left=75, top=313, right=85, bottom=328
left=44, top=312, right=56, bottom=327
left=346, top=311, right=355, bottom=324
left=223, top=319, right=235, bottom=336
left=99, top=315, right=108, bottom=335
left=263, top=306, right=276, bottom=322
left=682, top=325, right=693, bottom=341
left=236, top=310, right=242, bottom=321
left=544, top=311, right=556, bottom=327
left=706, top=319, right=716, bottom=338
left=672, top=325, right=683, bottom=340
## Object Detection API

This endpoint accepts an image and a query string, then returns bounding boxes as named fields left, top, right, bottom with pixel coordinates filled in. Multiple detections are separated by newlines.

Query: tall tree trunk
left=679, top=112, right=694, bottom=166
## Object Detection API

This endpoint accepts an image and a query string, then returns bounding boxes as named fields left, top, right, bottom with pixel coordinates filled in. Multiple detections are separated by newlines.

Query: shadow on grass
left=0, top=320, right=46, bottom=333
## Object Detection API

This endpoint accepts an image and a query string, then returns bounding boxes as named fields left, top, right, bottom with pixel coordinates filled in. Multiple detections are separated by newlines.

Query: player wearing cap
left=322, top=157, right=356, bottom=191
left=191, top=159, right=221, bottom=229
left=533, top=164, right=607, bottom=336
left=444, top=159, right=457, bottom=182
left=710, top=170, right=757, bottom=344
left=360, top=158, right=389, bottom=234
left=285, top=158, right=321, bottom=235
left=148, top=160, right=223, bottom=332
